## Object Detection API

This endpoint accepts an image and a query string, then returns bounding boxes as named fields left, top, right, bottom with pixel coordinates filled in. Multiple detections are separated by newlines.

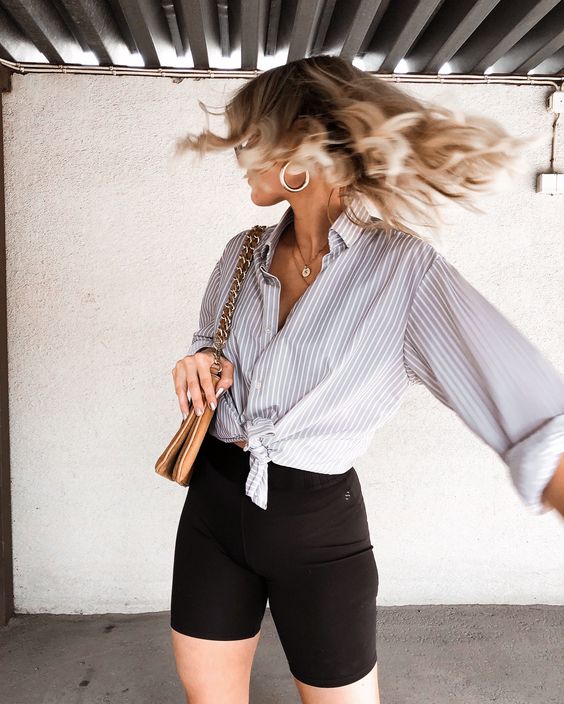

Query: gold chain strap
left=210, top=225, right=268, bottom=374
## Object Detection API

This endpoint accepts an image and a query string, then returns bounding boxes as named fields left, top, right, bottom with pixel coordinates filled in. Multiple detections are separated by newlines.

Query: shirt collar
left=257, top=195, right=382, bottom=263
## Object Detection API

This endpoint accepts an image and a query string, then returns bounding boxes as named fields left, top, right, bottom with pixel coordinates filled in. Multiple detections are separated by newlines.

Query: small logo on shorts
left=344, top=490, right=351, bottom=501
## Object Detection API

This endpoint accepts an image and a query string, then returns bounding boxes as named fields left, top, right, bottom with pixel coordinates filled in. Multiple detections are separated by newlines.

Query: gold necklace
left=287, top=226, right=329, bottom=280
left=290, top=248, right=311, bottom=283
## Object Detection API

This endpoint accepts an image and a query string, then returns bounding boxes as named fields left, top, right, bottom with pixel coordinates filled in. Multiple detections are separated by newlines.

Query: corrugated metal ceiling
left=0, top=0, right=563, bottom=78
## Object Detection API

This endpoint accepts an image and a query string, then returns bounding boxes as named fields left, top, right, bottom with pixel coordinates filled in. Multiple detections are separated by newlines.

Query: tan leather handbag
left=155, top=224, right=267, bottom=486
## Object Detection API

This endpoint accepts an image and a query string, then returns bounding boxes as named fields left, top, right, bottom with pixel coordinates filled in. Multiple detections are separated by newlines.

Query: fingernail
left=216, top=387, right=224, bottom=397
left=195, top=407, right=203, bottom=416
left=182, top=411, right=188, bottom=420
left=209, top=401, right=216, bottom=411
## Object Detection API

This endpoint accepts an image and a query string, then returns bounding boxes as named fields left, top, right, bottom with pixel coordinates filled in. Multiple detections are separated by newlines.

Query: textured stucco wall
left=2, top=73, right=563, bottom=614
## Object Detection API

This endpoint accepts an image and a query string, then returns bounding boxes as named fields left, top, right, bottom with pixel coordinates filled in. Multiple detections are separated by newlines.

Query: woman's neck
left=287, top=191, right=343, bottom=260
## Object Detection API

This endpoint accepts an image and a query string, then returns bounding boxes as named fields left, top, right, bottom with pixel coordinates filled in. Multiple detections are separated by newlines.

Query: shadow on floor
left=0, top=605, right=562, bottom=703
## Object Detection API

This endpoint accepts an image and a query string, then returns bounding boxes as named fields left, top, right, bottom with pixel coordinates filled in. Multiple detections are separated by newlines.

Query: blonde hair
left=175, top=55, right=532, bottom=239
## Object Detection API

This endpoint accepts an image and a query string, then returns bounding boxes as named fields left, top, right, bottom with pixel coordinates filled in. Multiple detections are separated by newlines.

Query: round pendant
left=302, top=265, right=311, bottom=277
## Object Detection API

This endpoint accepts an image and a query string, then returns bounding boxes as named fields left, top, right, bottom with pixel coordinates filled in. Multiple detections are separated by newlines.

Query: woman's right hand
left=172, top=348, right=234, bottom=420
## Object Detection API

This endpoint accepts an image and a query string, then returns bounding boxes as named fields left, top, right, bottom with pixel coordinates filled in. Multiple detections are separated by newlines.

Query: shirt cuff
left=502, top=414, right=564, bottom=516
left=187, top=338, right=214, bottom=357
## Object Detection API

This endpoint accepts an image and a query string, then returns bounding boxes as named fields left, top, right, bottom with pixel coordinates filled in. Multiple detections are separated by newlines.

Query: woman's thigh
left=169, top=441, right=270, bottom=702
left=170, top=449, right=269, bottom=640
left=269, top=544, right=379, bottom=691
left=248, top=467, right=380, bottom=694
left=171, top=628, right=261, bottom=704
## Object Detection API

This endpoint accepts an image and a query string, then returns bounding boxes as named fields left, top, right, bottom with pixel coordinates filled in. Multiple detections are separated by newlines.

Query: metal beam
left=0, top=0, right=70, bottom=63
left=216, top=0, right=229, bottom=58
left=340, top=0, right=386, bottom=61
left=488, top=3, right=564, bottom=74
left=162, top=0, right=184, bottom=59
left=54, top=0, right=135, bottom=65
left=287, top=0, right=325, bottom=63
left=452, top=0, right=560, bottom=74
left=514, top=26, right=564, bottom=75
left=379, top=0, right=446, bottom=73
left=115, top=0, right=176, bottom=68
left=174, top=0, right=213, bottom=68
left=241, top=0, right=266, bottom=71
left=408, top=0, right=503, bottom=74
left=264, top=0, right=281, bottom=57
left=310, top=0, right=336, bottom=57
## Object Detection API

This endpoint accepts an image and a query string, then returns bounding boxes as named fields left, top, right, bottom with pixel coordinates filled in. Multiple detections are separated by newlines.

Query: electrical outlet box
left=547, top=91, right=564, bottom=113
left=536, top=173, right=564, bottom=194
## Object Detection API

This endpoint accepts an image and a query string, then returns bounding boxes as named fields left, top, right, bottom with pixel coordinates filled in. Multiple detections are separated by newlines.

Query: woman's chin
left=249, top=188, right=277, bottom=207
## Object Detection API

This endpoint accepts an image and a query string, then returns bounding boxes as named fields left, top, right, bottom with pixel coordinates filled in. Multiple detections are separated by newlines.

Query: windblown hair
left=175, top=54, right=532, bottom=239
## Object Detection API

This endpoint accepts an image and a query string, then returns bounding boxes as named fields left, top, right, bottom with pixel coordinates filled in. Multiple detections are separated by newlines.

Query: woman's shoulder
left=221, top=228, right=249, bottom=260
left=219, top=224, right=276, bottom=271
left=369, top=223, right=443, bottom=281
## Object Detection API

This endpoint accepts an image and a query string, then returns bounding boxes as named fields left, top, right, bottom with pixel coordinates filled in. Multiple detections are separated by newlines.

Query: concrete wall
left=2, top=72, right=563, bottom=614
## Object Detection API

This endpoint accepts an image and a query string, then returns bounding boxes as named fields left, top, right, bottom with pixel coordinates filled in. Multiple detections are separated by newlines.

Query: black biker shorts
left=170, top=430, right=379, bottom=688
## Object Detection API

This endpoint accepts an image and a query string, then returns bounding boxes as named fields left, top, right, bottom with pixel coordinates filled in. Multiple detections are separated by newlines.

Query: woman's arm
left=403, top=253, right=564, bottom=518
left=186, top=258, right=222, bottom=356
left=186, top=227, right=251, bottom=356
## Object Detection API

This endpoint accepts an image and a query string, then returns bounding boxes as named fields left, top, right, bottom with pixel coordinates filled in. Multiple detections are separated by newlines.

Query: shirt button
left=255, top=380, right=262, bottom=390
left=265, top=328, right=271, bottom=334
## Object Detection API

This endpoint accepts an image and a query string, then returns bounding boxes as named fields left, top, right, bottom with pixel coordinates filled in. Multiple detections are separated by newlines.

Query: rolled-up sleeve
left=186, top=258, right=222, bottom=357
left=403, top=253, right=564, bottom=516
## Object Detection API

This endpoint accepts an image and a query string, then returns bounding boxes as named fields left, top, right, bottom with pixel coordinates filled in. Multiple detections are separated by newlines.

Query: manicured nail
left=195, top=407, right=203, bottom=416
left=209, top=401, right=216, bottom=411
left=182, top=411, right=188, bottom=420
left=216, top=387, right=224, bottom=397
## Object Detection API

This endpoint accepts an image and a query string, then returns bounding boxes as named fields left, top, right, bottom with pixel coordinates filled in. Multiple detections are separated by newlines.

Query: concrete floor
left=0, top=605, right=562, bottom=704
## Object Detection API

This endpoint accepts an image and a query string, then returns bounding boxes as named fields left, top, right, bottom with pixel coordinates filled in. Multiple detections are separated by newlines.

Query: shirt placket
left=240, top=252, right=279, bottom=510
left=241, top=234, right=344, bottom=510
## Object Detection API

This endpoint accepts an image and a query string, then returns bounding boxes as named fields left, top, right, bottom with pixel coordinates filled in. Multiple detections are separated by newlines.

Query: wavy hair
left=175, top=55, right=533, bottom=239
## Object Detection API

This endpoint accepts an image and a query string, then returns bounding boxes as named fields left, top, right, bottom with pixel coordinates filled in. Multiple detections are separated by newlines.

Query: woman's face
left=235, top=134, right=311, bottom=207
left=244, top=162, right=310, bottom=206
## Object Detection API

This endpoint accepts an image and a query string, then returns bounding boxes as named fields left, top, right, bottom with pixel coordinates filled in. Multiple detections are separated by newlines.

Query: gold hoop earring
left=279, top=161, right=310, bottom=192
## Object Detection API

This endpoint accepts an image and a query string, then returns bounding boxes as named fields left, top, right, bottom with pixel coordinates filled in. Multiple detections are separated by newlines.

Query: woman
left=168, top=55, right=564, bottom=703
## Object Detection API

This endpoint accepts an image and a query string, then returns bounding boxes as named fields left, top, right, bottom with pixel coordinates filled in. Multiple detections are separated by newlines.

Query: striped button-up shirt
left=187, top=196, right=564, bottom=515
